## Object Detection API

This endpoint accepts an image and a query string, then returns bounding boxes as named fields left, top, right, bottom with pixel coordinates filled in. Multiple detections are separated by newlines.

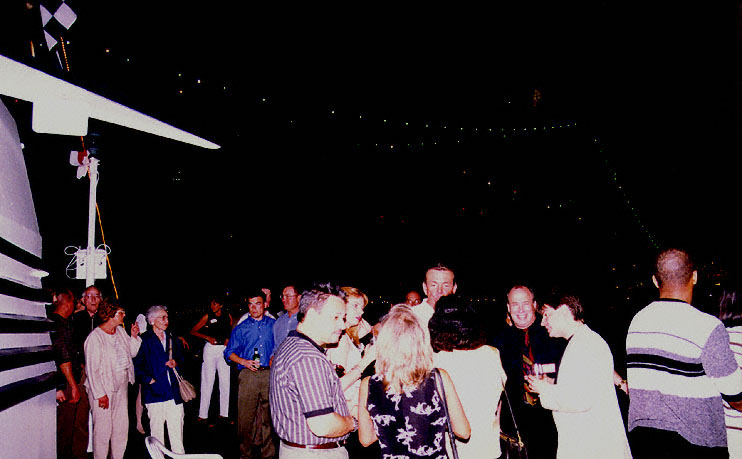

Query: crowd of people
left=49, top=248, right=742, bottom=459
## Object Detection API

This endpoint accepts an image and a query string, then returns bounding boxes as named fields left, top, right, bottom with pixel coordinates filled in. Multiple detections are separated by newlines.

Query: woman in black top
left=190, top=297, right=233, bottom=425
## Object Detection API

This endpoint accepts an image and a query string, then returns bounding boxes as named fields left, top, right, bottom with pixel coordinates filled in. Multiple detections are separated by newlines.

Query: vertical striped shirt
left=627, top=299, right=742, bottom=447
left=269, top=330, right=350, bottom=445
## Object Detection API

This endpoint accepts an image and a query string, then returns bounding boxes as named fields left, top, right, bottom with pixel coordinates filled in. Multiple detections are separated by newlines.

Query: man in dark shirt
left=51, top=287, right=89, bottom=459
left=72, top=285, right=103, bottom=359
left=493, top=285, right=567, bottom=459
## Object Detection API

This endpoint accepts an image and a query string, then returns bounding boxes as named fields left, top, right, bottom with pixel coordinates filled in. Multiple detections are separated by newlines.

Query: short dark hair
left=428, top=295, right=487, bottom=352
left=209, top=294, right=227, bottom=306
left=558, top=295, right=585, bottom=322
left=52, top=287, right=75, bottom=304
left=655, top=248, right=694, bottom=288
left=297, top=282, right=346, bottom=323
left=244, top=289, right=266, bottom=303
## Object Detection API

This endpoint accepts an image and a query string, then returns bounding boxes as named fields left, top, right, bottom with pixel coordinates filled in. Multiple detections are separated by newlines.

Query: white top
left=539, top=324, right=631, bottom=459
left=326, top=320, right=373, bottom=418
left=433, top=346, right=507, bottom=459
left=410, top=299, right=435, bottom=328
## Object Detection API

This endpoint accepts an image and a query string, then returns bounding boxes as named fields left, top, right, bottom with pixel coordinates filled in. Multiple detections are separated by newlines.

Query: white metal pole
left=85, top=157, right=99, bottom=287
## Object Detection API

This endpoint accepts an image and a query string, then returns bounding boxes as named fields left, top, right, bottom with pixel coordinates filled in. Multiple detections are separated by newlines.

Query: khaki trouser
left=89, top=388, right=128, bottom=459
left=238, top=368, right=275, bottom=459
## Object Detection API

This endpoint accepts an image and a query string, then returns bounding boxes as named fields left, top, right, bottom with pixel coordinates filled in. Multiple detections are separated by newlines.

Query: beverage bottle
left=253, top=347, right=260, bottom=363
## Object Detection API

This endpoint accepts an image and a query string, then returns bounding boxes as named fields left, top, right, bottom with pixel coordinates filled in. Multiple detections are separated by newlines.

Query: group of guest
left=268, top=252, right=742, bottom=459
left=51, top=247, right=742, bottom=459
left=51, top=285, right=187, bottom=459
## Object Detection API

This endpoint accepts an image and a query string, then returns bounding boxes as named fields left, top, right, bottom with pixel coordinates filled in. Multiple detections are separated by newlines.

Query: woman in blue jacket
left=134, top=305, right=186, bottom=453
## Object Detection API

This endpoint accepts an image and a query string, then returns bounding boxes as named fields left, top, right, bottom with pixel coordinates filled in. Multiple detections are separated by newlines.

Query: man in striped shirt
left=627, top=248, right=742, bottom=458
left=270, top=283, right=356, bottom=458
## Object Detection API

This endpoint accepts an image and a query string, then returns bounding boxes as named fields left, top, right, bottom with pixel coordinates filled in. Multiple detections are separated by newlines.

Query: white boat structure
left=0, top=55, right=219, bottom=458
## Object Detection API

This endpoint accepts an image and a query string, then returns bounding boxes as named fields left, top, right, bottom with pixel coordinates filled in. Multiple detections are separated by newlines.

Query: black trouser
left=629, top=426, right=728, bottom=459
left=501, top=402, right=557, bottom=459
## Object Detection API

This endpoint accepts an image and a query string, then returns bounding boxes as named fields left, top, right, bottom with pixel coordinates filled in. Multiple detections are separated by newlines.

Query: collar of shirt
left=657, top=298, right=691, bottom=305
left=290, top=330, right=326, bottom=354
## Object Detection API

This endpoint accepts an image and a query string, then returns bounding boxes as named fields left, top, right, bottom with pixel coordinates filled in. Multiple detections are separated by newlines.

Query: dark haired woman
left=190, top=297, right=233, bottom=426
left=429, top=295, right=507, bottom=459
left=527, top=296, right=631, bottom=459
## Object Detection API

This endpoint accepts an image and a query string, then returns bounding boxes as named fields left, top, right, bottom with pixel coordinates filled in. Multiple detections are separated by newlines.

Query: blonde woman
left=327, top=287, right=377, bottom=457
left=327, top=287, right=376, bottom=416
left=358, top=305, right=470, bottom=457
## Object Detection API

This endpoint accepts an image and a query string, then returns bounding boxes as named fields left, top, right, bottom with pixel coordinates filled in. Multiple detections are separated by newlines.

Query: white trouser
left=198, top=342, right=230, bottom=419
left=89, top=388, right=128, bottom=459
left=146, top=399, right=185, bottom=454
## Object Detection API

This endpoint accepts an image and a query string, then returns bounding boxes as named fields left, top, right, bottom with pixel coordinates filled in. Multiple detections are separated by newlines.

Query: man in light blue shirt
left=225, top=290, right=275, bottom=459
left=272, top=285, right=300, bottom=352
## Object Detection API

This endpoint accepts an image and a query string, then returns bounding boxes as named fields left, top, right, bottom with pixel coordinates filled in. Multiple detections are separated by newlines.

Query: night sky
left=2, top=3, right=741, bottom=320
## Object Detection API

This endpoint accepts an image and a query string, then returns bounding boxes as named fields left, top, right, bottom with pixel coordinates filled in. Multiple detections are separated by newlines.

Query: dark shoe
left=196, top=417, right=215, bottom=428
left=218, top=416, right=235, bottom=425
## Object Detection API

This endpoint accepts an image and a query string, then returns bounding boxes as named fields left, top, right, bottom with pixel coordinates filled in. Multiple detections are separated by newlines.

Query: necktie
left=522, top=329, right=538, bottom=405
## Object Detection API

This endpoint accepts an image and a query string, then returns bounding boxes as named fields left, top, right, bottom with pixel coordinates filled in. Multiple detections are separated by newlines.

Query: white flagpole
left=86, top=157, right=99, bottom=287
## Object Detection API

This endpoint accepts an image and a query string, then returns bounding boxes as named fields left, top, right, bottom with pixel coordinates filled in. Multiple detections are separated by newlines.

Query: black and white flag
left=40, top=1, right=77, bottom=51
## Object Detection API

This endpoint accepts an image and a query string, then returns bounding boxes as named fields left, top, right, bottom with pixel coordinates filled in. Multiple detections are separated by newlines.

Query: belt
left=282, top=440, right=346, bottom=450
left=259, top=366, right=270, bottom=370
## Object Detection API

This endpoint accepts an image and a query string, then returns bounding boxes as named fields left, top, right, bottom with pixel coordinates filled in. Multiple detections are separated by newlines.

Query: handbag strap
left=500, top=379, right=527, bottom=456
left=432, top=368, right=459, bottom=459
left=167, top=334, right=180, bottom=381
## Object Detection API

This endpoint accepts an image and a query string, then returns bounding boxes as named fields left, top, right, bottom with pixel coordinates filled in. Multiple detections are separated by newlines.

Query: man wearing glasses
left=272, top=285, right=301, bottom=350
left=73, top=285, right=104, bottom=357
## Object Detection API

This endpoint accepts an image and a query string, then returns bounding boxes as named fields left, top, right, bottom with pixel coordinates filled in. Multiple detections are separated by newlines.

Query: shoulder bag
left=431, top=368, right=460, bottom=459
left=499, top=381, right=528, bottom=459
left=169, top=335, right=196, bottom=402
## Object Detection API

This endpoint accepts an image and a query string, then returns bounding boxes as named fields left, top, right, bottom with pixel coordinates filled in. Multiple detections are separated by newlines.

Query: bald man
left=627, top=248, right=742, bottom=458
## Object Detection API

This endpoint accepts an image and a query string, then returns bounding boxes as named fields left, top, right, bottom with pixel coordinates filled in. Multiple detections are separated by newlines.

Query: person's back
left=433, top=346, right=505, bottom=459
left=366, top=373, right=447, bottom=457
left=628, top=299, right=735, bottom=447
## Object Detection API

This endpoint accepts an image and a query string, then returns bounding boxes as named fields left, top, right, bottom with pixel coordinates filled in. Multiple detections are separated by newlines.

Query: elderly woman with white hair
left=134, top=305, right=186, bottom=453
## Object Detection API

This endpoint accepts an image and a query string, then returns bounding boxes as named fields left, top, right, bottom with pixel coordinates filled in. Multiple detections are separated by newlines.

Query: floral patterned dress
left=367, top=373, right=448, bottom=458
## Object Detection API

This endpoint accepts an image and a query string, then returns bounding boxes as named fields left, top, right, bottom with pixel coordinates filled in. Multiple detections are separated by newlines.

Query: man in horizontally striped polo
left=627, top=248, right=742, bottom=458
left=270, top=283, right=356, bottom=458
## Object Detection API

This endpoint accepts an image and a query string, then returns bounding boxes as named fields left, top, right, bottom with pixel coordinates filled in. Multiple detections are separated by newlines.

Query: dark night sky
left=2, top=3, right=741, bottom=315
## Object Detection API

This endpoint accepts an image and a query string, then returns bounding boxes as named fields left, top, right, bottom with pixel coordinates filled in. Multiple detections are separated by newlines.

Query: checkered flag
left=39, top=1, right=77, bottom=51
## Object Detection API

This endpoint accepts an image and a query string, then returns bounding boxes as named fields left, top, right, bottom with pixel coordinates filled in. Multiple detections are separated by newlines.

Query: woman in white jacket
left=527, top=295, right=631, bottom=459
left=84, top=300, right=141, bottom=459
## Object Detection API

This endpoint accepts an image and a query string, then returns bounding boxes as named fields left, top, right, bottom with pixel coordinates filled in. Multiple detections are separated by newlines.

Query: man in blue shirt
left=225, top=289, right=276, bottom=459
left=273, top=285, right=301, bottom=351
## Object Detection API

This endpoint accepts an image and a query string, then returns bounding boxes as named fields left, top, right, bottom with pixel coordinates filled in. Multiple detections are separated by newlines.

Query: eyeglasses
left=281, top=295, right=298, bottom=299
left=84, top=294, right=102, bottom=299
